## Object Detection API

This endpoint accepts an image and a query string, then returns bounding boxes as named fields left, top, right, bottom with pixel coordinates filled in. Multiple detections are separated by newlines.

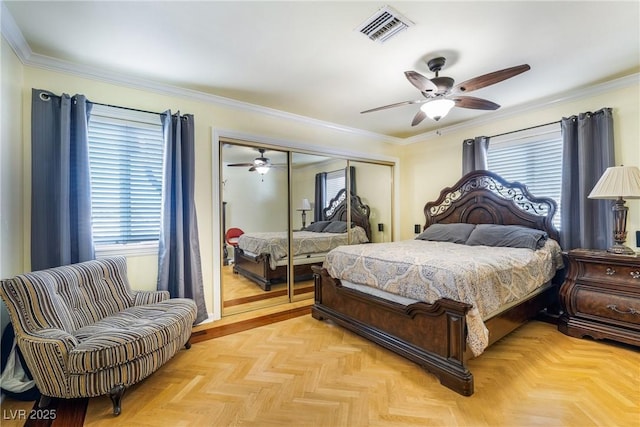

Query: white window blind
left=87, top=105, right=164, bottom=247
left=325, top=169, right=346, bottom=207
left=487, top=123, right=563, bottom=229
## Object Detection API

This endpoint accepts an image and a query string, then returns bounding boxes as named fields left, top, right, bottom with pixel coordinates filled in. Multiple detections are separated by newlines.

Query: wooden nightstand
left=558, top=249, right=640, bottom=346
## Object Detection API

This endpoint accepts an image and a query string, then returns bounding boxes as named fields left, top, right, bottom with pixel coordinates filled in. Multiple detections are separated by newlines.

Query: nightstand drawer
left=580, top=261, right=640, bottom=284
left=575, top=288, right=640, bottom=327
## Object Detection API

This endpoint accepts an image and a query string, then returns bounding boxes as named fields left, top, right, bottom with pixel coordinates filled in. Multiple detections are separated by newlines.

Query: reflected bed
left=233, top=189, right=372, bottom=290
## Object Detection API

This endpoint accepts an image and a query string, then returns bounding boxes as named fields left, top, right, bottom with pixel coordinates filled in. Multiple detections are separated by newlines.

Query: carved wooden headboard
left=423, top=170, right=559, bottom=242
left=322, top=188, right=372, bottom=241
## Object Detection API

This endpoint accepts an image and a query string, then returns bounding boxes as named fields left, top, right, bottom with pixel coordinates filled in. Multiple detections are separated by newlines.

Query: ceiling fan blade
left=411, top=110, right=427, bottom=126
left=227, top=163, right=254, bottom=167
left=453, top=64, right=530, bottom=93
left=361, top=99, right=427, bottom=114
left=405, top=71, right=438, bottom=93
left=248, top=166, right=256, bottom=172
left=452, top=96, right=501, bottom=110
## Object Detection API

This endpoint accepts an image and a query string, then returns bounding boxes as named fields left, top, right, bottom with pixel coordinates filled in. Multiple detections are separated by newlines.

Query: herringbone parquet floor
left=87, top=316, right=639, bottom=427
left=2, top=316, right=639, bottom=426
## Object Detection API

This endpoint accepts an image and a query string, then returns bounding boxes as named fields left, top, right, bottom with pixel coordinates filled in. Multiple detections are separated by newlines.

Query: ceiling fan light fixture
left=420, top=99, right=455, bottom=121
left=255, top=165, right=270, bottom=175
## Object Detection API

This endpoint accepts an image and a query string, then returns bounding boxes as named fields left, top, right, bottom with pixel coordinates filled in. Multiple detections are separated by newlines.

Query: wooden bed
left=233, top=188, right=372, bottom=291
left=311, top=170, right=564, bottom=396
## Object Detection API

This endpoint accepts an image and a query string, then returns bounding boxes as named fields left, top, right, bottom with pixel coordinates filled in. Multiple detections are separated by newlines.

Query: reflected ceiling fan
left=361, top=57, right=530, bottom=126
left=227, top=148, right=282, bottom=175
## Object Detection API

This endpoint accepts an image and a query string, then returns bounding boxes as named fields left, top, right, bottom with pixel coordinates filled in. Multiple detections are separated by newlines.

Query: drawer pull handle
left=605, top=267, right=616, bottom=276
left=631, top=271, right=640, bottom=279
left=607, top=304, right=639, bottom=316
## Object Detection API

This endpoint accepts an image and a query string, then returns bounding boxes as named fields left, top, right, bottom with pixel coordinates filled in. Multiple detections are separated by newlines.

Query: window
left=487, top=123, right=563, bottom=229
left=324, top=169, right=346, bottom=207
left=87, top=105, right=164, bottom=255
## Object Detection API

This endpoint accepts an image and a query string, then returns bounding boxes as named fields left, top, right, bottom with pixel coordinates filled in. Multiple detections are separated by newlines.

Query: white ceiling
left=3, top=1, right=639, bottom=140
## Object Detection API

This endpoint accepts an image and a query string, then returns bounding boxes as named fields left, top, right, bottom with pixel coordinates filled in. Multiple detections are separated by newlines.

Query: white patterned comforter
left=323, top=239, right=563, bottom=356
left=238, top=226, right=369, bottom=270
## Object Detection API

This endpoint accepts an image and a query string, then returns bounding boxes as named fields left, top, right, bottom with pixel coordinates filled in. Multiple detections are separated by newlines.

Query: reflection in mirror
left=290, top=155, right=382, bottom=300
left=348, top=161, right=393, bottom=244
left=290, top=153, right=346, bottom=300
left=221, top=142, right=290, bottom=314
left=220, top=141, right=394, bottom=314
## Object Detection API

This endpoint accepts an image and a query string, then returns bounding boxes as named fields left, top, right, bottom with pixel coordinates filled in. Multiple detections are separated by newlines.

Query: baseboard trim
left=189, top=305, right=312, bottom=344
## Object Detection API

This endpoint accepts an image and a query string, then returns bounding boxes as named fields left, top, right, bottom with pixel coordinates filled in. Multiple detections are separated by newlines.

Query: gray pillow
left=304, top=221, right=332, bottom=232
left=415, top=223, right=476, bottom=244
left=465, top=224, right=548, bottom=250
left=323, top=221, right=350, bottom=233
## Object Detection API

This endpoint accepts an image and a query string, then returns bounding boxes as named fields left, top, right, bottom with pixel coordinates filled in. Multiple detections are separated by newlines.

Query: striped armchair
left=0, top=257, right=197, bottom=415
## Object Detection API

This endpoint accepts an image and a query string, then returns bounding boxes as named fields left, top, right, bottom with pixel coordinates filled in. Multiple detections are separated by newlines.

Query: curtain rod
left=91, top=101, right=162, bottom=116
left=489, top=120, right=561, bottom=139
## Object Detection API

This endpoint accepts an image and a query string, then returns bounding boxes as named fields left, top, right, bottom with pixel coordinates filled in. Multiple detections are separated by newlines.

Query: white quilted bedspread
left=238, top=226, right=369, bottom=269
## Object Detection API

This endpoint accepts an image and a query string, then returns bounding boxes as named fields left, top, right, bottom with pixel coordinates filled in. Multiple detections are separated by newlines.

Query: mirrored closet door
left=349, top=161, right=393, bottom=244
left=221, top=142, right=290, bottom=314
left=290, top=153, right=347, bottom=301
left=219, top=139, right=394, bottom=316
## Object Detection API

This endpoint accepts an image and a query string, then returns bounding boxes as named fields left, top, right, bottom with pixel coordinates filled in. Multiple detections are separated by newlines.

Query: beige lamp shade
left=299, top=198, right=311, bottom=210
left=588, top=166, right=640, bottom=199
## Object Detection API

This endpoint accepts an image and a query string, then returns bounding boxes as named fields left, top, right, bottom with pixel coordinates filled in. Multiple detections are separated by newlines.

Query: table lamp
left=297, top=198, right=311, bottom=228
left=588, top=165, right=640, bottom=255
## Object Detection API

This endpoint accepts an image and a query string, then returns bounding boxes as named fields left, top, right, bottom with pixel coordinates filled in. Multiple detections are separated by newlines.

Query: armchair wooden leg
left=185, top=340, right=192, bottom=349
left=38, top=395, right=51, bottom=408
left=109, top=385, right=126, bottom=416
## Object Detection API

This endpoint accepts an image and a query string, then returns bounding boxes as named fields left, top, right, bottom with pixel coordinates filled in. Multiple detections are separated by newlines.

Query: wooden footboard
left=311, top=266, right=475, bottom=396
left=311, top=266, right=561, bottom=396
left=233, top=247, right=320, bottom=291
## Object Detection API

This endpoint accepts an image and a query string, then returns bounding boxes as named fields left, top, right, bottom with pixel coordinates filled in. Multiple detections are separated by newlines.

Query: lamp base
left=607, top=243, right=637, bottom=256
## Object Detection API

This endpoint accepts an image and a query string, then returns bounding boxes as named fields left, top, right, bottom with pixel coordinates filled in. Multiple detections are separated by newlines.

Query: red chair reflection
left=225, top=228, right=244, bottom=247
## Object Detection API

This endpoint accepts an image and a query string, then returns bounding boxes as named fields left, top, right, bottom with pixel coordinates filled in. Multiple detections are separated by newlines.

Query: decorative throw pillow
left=415, top=223, right=476, bottom=244
left=303, top=221, right=332, bottom=232
left=465, top=224, right=548, bottom=250
left=323, top=221, right=350, bottom=233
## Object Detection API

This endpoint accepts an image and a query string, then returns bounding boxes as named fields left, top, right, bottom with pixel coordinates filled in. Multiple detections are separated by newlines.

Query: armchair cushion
left=133, top=290, right=170, bottom=306
left=70, top=298, right=195, bottom=374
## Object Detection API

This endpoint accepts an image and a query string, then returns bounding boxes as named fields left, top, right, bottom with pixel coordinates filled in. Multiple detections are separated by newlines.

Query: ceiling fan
left=361, top=57, right=530, bottom=126
left=227, top=148, right=280, bottom=175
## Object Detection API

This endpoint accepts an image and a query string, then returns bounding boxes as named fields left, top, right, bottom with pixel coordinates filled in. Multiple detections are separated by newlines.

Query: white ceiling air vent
left=357, top=5, right=414, bottom=44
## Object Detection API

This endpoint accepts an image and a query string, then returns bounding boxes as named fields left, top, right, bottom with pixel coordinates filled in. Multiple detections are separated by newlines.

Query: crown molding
left=0, top=3, right=403, bottom=146
left=3, top=2, right=637, bottom=147
left=22, top=51, right=407, bottom=145
left=1, top=1, right=31, bottom=60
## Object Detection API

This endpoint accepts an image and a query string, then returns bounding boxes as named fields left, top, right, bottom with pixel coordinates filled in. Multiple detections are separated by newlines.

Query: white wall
left=399, top=81, right=640, bottom=249
left=0, top=36, right=24, bottom=339
left=223, top=161, right=289, bottom=233
left=1, top=37, right=24, bottom=278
